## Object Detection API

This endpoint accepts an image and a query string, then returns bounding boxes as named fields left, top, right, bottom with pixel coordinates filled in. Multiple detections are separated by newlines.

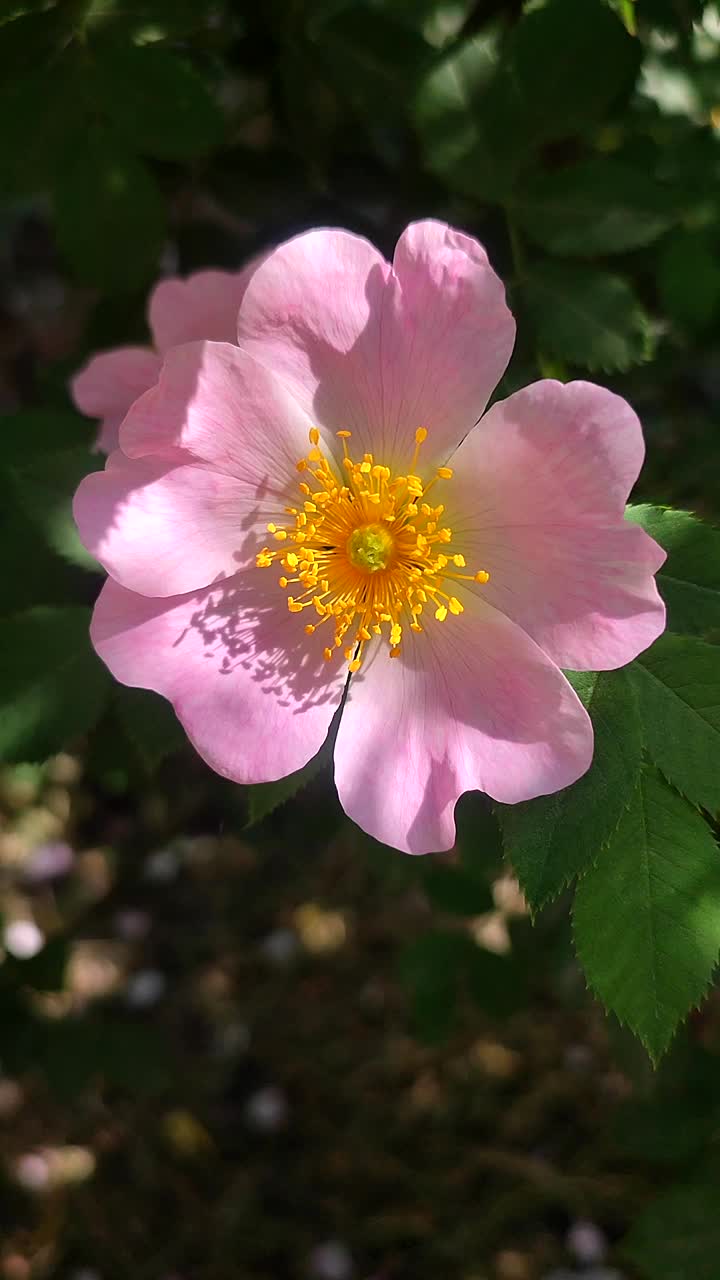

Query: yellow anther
left=255, top=423, right=489, bottom=672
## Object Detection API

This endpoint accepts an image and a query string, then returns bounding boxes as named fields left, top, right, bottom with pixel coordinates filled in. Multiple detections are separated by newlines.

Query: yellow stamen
left=255, top=426, right=492, bottom=672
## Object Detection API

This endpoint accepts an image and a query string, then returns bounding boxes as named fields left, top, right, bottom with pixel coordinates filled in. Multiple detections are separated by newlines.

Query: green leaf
left=423, top=865, right=493, bottom=916
left=91, top=42, right=225, bottom=161
left=623, top=1180, right=720, bottom=1280
left=512, top=157, right=681, bottom=256
left=626, top=505, right=720, bottom=635
left=1, top=408, right=93, bottom=462
left=0, top=607, right=110, bottom=762
left=632, top=634, right=720, bottom=815
left=0, top=58, right=88, bottom=194
left=499, top=669, right=642, bottom=911
left=412, top=32, right=509, bottom=201
left=523, top=262, right=655, bottom=372
left=8, top=447, right=102, bottom=571
left=658, top=230, right=720, bottom=334
left=0, top=490, right=88, bottom=617
left=114, top=688, right=186, bottom=773
left=499, top=0, right=640, bottom=145
left=53, top=128, right=164, bottom=292
left=86, top=0, right=217, bottom=39
left=573, top=767, right=720, bottom=1061
left=246, top=750, right=327, bottom=826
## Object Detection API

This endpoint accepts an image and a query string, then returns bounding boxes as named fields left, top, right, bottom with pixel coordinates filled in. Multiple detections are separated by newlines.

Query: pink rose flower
left=73, top=221, right=665, bottom=854
left=71, top=264, right=260, bottom=452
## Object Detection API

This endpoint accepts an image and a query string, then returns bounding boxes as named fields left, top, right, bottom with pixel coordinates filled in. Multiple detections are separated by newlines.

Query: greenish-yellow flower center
left=346, top=523, right=395, bottom=573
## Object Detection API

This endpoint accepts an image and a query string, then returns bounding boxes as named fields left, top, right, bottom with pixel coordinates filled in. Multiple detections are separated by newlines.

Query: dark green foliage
left=3, top=3, right=720, bottom=1271
left=573, top=767, right=720, bottom=1062
left=0, top=608, right=110, bottom=761
left=498, top=670, right=643, bottom=910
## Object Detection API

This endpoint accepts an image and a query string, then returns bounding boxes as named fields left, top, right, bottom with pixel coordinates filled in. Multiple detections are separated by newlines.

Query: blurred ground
left=1, top=743, right=716, bottom=1280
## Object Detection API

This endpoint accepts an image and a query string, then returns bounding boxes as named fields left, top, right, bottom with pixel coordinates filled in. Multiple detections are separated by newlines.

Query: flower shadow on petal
left=174, top=572, right=347, bottom=716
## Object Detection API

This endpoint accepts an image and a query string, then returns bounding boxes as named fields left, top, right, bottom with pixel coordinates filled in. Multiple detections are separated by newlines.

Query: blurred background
left=1, top=0, right=720, bottom=1277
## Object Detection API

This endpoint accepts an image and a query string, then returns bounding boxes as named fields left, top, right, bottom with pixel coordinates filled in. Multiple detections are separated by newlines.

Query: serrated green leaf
left=573, top=767, right=720, bottom=1062
left=90, top=42, right=225, bottom=161
left=512, top=157, right=681, bottom=256
left=623, top=1179, right=720, bottom=1279
left=626, top=505, right=720, bottom=635
left=632, top=634, right=720, bottom=814
left=246, top=750, right=327, bottom=827
left=658, top=230, right=720, bottom=334
left=524, top=262, right=655, bottom=372
left=0, top=607, right=110, bottom=762
left=53, top=128, right=164, bottom=292
left=499, top=669, right=642, bottom=911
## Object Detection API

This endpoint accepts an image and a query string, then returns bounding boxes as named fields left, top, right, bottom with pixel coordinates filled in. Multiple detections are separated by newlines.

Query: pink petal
left=74, top=451, right=273, bottom=597
left=92, top=575, right=345, bottom=782
left=448, top=380, right=666, bottom=670
left=236, top=219, right=514, bottom=466
left=120, top=341, right=316, bottom=480
left=334, top=594, right=593, bottom=854
left=71, top=347, right=161, bottom=453
left=148, top=260, right=263, bottom=355
left=378, top=220, right=515, bottom=462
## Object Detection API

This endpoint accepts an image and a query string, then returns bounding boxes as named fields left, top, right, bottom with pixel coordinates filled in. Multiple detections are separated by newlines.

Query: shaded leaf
left=573, top=767, right=720, bottom=1061
left=500, top=0, right=641, bottom=145
left=115, top=688, right=186, bottom=773
left=246, top=749, right=328, bottom=827
left=513, top=157, right=681, bottom=256
left=91, top=42, right=225, bottom=161
left=499, top=670, right=642, bottom=910
left=623, top=1180, right=720, bottom=1280
left=9, top=447, right=102, bottom=571
left=0, top=607, right=110, bottom=762
left=626, top=505, right=720, bottom=635
left=658, top=230, right=720, bottom=334
left=524, top=262, right=655, bottom=372
left=632, top=634, right=720, bottom=814
left=53, top=128, right=165, bottom=292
